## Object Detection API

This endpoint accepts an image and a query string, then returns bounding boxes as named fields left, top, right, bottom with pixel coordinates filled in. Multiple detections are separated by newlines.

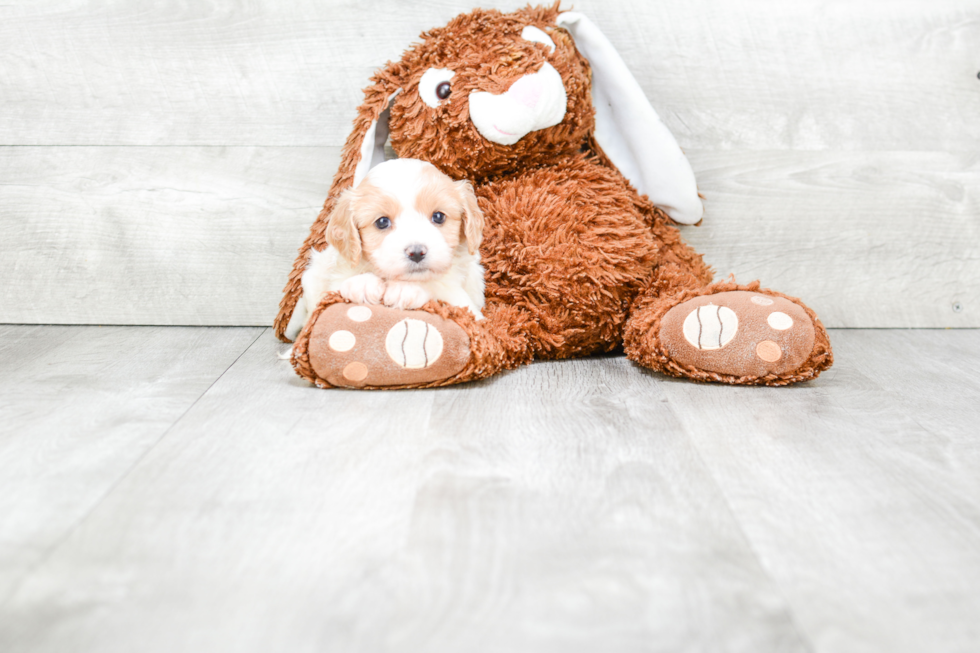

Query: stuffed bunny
left=276, top=3, right=833, bottom=389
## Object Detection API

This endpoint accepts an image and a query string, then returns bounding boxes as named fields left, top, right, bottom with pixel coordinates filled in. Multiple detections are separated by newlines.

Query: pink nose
left=508, top=73, right=542, bottom=110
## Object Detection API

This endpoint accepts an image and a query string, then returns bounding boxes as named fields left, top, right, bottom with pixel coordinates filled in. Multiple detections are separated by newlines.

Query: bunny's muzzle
left=468, top=62, right=568, bottom=146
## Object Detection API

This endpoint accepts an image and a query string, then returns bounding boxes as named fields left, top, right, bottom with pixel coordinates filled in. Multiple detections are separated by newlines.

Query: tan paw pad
left=328, top=330, right=356, bottom=352
left=306, top=303, right=470, bottom=388
left=767, top=312, right=793, bottom=330
left=660, top=291, right=816, bottom=379
left=682, top=304, right=738, bottom=350
left=756, top=340, right=782, bottom=362
left=385, top=319, right=444, bottom=368
left=343, top=361, right=369, bottom=382
left=347, top=306, right=372, bottom=322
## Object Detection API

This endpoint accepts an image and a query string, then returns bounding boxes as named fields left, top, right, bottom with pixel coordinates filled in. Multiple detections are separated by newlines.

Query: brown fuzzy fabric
left=273, top=3, right=584, bottom=340
left=277, top=3, right=834, bottom=387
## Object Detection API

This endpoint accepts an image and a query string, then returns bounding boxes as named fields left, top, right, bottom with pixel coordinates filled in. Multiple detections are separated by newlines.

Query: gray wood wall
left=2, top=0, right=978, bottom=328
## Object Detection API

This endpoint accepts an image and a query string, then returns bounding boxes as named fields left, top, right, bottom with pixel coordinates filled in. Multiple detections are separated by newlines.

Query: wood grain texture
left=686, top=150, right=980, bottom=328
left=0, top=146, right=338, bottom=326
left=1, top=0, right=978, bottom=150
left=1, top=0, right=977, bottom=327
left=660, top=330, right=980, bottom=653
left=0, top=325, right=262, bottom=604
left=1, top=146, right=976, bottom=327
left=0, top=329, right=808, bottom=653
left=1, top=327, right=980, bottom=652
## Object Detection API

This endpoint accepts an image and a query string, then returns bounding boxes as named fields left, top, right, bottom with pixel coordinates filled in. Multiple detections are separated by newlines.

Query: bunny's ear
left=556, top=12, right=704, bottom=225
left=351, top=88, right=402, bottom=187
left=274, top=76, right=402, bottom=342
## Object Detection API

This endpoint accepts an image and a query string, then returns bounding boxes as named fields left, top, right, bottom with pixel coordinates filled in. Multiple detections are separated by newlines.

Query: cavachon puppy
left=300, top=159, right=486, bottom=324
left=278, top=3, right=833, bottom=390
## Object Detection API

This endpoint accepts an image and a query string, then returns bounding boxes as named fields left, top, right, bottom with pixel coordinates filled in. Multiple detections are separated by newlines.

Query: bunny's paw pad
left=658, top=291, right=815, bottom=379
left=303, top=303, right=470, bottom=388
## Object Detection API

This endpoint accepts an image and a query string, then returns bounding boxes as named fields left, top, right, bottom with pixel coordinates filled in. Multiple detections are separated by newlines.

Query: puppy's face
left=326, top=159, right=484, bottom=281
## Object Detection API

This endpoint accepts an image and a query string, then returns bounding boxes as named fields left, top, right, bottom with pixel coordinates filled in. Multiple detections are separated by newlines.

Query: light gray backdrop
left=2, top=0, right=978, bottom=328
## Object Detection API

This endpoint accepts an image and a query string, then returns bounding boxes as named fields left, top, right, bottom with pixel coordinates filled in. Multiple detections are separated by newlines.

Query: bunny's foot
left=292, top=302, right=470, bottom=389
left=625, top=284, right=833, bottom=385
left=290, top=293, right=534, bottom=389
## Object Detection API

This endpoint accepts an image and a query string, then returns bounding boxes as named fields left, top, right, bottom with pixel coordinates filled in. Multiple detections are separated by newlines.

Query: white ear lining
left=556, top=12, right=703, bottom=225
left=353, top=89, right=402, bottom=188
left=521, top=25, right=555, bottom=52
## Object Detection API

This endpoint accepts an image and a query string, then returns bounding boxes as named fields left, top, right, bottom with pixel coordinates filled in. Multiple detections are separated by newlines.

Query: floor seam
left=664, top=390, right=820, bottom=653
left=0, top=326, right=267, bottom=608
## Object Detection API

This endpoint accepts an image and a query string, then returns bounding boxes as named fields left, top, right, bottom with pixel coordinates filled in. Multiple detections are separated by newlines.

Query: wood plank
left=0, top=0, right=977, bottom=150
left=0, top=325, right=261, bottom=603
left=686, top=150, right=980, bottom=329
left=659, top=329, right=980, bottom=653
left=0, top=331, right=807, bottom=653
left=830, top=329, right=980, bottom=465
left=0, top=146, right=339, bottom=326
left=1, top=146, right=976, bottom=328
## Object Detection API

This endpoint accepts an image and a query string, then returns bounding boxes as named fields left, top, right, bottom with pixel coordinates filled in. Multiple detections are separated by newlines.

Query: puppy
left=300, top=159, right=486, bottom=329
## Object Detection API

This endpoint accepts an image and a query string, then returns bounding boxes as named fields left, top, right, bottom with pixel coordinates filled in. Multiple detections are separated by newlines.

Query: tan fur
left=456, top=180, right=484, bottom=255
left=412, top=168, right=464, bottom=252
left=324, top=193, right=360, bottom=265
left=346, top=182, right=402, bottom=266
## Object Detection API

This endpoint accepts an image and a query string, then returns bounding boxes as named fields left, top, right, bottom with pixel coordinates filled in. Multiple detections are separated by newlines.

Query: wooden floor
left=1, top=325, right=979, bottom=652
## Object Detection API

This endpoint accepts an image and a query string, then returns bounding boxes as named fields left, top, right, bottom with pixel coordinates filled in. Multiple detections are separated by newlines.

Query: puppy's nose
left=406, top=245, right=427, bottom=263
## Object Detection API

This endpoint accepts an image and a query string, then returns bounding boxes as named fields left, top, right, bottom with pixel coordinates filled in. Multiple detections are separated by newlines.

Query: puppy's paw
left=383, top=282, right=430, bottom=310
left=339, top=273, right=386, bottom=305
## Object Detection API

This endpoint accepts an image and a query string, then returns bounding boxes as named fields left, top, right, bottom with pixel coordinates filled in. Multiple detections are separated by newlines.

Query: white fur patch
left=360, top=161, right=456, bottom=282
left=362, top=159, right=432, bottom=211
left=283, top=297, right=308, bottom=342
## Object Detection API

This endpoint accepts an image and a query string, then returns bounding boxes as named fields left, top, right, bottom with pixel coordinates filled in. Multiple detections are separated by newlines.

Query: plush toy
left=275, top=3, right=833, bottom=389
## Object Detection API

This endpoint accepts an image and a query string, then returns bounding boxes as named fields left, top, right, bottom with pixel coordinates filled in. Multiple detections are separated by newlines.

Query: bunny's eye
left=419, top=68, right=456, bottom=108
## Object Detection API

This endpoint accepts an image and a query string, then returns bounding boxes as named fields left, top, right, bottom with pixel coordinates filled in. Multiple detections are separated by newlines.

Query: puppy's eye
left=419, top=68, right=455, bottom=108
left=431, top=211, right=447, bottom=225
left=374, top=217, right=391, bottom=230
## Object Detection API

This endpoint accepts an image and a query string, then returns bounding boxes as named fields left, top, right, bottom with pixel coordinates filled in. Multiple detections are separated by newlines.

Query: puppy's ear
left=326, top=190, right=362, bottom=265
left=456, top=180, right=485, bottom=255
